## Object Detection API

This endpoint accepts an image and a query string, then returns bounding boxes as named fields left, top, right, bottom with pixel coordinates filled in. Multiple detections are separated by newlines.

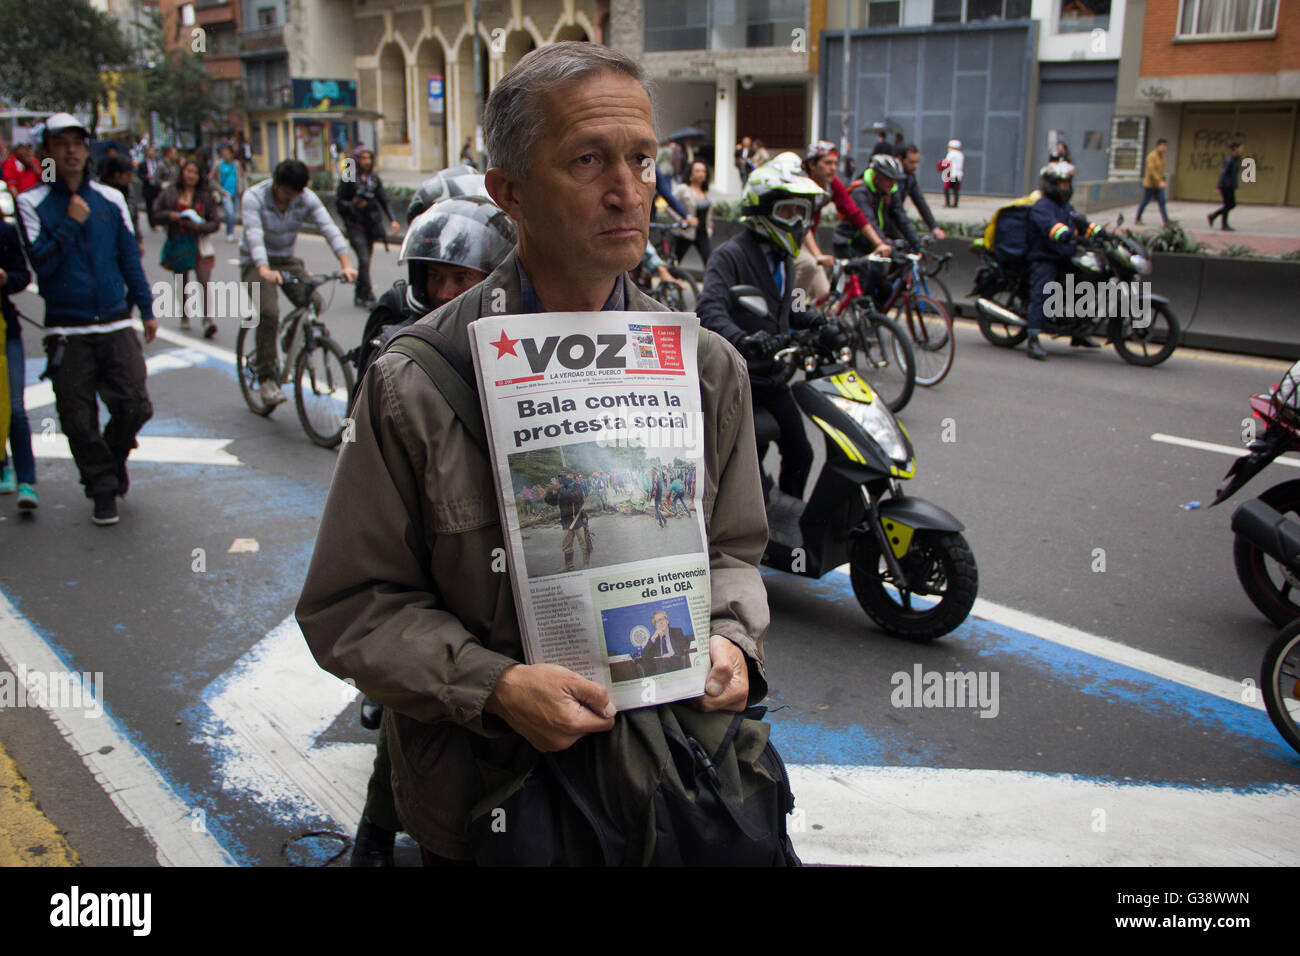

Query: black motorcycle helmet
left=406, top=164, right=491, bottom=221
left=1040, top=160, right=1076, bottom=205
left=399, top=196, right=517, bottom=313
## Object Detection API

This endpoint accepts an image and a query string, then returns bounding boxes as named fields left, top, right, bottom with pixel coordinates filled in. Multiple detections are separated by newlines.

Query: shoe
left=92, top=495, right=119, bottom=526
left=226, top=233, right=236, bottom=243
left=1134, top=219, right=1143, bottom=225
left=359, top=696, right=383, bottom=731
left=0, top=463, right=14, bottom=494
left=202, top=318, right=218, bottom=340
left=349, top=816, right=396, bottom=868
left=17, top=484, right=38, bottom=510
left=1207, top=213, right=1216, bottom=227
left=258, top=380, right=288, bottom=407
left=117, top=461, right=130, bottom=498
left=180, top=316, right=191, bottom=330
left=1026, top=337, right=1047, bottom=361
left=1070, top=335, right=1100, bottom=348
left=1222, top=225, right=1235, bottom=232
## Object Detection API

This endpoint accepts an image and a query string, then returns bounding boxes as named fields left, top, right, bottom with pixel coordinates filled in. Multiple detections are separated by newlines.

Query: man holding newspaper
left=297, top=43, right=772, bottom=865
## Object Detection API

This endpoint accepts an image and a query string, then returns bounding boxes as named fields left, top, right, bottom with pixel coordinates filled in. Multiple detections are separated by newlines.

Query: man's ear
left=485, top=167, right=524, bottom=226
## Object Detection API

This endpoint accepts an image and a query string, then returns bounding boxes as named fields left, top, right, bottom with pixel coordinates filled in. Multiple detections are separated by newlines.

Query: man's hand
left=817, top=253, right=835, bottom=267
left=874, top=242, right=893, bottom=257
left=686, top=215, right=699, bottom=228
left=257, top=265, right=283, bottom=285
left=931, top=227, right=946, bottom=240
left=67, top=195, right=90, bottom=223
left=339, top=261, right=359, bottom=283
left=485, top=663, right=616, bottom=752
left=692, top=636, right=749, bottom=713
left=141, top=318, right=158, bottom=344
left=1160, top=180, right=1167, bottom=190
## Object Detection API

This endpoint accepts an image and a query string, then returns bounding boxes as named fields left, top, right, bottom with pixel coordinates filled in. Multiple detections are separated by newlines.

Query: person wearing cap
left=796, top=140, right=889, bottom=304
left=16, top=113, right=156, bottom=526
left=240, top=158, right=357, bottom=408
left=940, top=139, right=964, bottom=207
left=2, top=128, right=41, bottom=195
left=335, top=146, right=399, bottom=309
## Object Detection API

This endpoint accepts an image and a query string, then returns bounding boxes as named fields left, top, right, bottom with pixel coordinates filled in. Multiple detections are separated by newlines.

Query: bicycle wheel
left=294, top=336, right=355, bottom=448
left=667, top=265, right=699, bottom=311
left=847, top=299, right=915, bottom=413
left=235, top=323, right=275, bottom=416
left=890, top=293, right=955, bottom=387
left=919, top=273, right=956, bottom=323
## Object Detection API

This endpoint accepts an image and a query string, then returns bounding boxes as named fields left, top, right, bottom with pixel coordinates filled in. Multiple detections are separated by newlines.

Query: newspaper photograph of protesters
left=600, top=597, right=698, bottom=683
left=508, top=441, right=703, bottom=578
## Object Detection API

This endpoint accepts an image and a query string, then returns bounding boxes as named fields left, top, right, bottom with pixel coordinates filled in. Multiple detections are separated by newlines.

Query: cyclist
left=796, top=140, right=889, bottom=304
left=833, top=153, right=921, bottom=311
left=697, top=159, right=845, bottom=500
left=1025, top=160, right=1107, bottom=361
left=241, top=158, right=357, bottom=408
left=350, top=194, right=517, bottom=406
left=897, top=145, right=945, bottom=240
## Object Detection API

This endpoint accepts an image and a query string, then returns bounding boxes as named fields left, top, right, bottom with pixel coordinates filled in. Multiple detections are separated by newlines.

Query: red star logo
left=491, top=330, right=519, bottom=358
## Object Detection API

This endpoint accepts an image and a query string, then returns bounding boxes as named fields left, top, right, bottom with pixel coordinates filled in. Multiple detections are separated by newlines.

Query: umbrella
left=667, top=126, right=707, bottom=141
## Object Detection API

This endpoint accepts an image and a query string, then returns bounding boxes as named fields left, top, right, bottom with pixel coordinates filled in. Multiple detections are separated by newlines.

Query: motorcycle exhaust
left=975, top=297, right=1028, bottom=327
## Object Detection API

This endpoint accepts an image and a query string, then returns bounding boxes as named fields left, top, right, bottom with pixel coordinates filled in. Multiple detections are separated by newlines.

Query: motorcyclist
left=405, top=163, right=491, bottom=222
left=697, top=158, right=847, bottom=500
left=833, top=153, right=922, bottom=311
left=1025, top=160, right=1106, bottom=361
left=349, top=194, right=516, bottom=406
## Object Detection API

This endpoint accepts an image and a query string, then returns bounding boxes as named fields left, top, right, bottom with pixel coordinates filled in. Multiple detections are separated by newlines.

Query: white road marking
left=1151, top=432, right=1300, bottom=468
left=24, top=343, right=219, bottom=411
left=0, top=590, right=237, bottom=867
left=788, top=765, right=1300, bottom=866
left=830, top=565, right=1264, bottom=711
left=34, top=434, right=243, bottom=467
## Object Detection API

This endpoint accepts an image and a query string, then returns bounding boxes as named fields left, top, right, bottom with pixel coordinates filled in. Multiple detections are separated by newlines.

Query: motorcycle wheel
left=849, top=529, right=978, bottom=642
left=1260, top=620, right=1300, bottom=756
left=976, top=285, right=1029, bottom=348
left=1233, top=478, right=1300, bottom=627
left=1112, top=301, right=1180, bottom=367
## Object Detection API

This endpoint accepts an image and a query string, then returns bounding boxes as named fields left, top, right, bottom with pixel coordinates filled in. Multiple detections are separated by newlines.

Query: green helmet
left=739, top=158, right=825, bottom=258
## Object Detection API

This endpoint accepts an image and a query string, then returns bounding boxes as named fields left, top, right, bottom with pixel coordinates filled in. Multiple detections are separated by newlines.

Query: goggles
left=770, top=198, right=812, bottom=230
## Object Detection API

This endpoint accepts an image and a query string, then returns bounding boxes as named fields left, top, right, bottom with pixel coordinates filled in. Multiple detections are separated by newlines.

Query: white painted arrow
left=34, top=434, right=243, bottom=467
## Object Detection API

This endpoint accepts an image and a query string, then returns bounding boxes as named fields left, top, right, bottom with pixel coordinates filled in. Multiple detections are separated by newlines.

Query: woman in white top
left=940, top=139, right=965, bottom=208
left=671, top=160, right=715, bottom=266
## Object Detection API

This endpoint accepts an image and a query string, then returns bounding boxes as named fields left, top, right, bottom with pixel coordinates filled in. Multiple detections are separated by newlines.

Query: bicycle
left=813, top=258, right=917, bottom=413
left=918, top=247, right=956, bottom=322
left=644, top=220, right=699, bottom=310
left=235, top=272, right=355, bottom=448
left=867, top=245, right=955, bottom=387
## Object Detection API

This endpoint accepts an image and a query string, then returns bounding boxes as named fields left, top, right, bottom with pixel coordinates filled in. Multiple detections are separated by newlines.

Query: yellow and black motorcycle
left=731, top=286, right=978, bottom=641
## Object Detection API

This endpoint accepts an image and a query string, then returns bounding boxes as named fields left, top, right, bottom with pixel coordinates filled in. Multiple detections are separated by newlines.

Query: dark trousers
left=47, top=328, right=152, bottom=499
left=673, top=233, right=712, bottom=267
left=346, top=222, right=375, bottom=301
left=1135, top=187, right=1168, bottom=224
left=1210, top=188, right=1237, bottom=228
left=944, top=179, right=962, bottom=207
left=362, top=711, right=403, bottom=834
left=1026, top=259, right=1062, bottom=336
left=751, top=382, right=813, bottom=498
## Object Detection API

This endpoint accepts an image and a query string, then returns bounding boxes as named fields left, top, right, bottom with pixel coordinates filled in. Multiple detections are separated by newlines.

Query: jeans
left=5, top=336, right=35, bottom=484
left=671, top=491, right=690, bottom=517
left=47, top=328, right=152, bottom=499
left=347, top=222, right=375, bottom=302
left=1136, top=187, right=1168, bottom=224
left=221, top=194, right=237, bottom=237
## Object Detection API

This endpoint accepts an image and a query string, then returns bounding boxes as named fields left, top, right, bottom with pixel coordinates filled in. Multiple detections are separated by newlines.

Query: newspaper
left=467, top=311, right=712, bottom=711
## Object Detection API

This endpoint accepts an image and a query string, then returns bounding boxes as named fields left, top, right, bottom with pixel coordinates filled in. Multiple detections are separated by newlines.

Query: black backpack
left=348, top=281, right=420, bottom=409
left=383, top=323, right=802, bottom=867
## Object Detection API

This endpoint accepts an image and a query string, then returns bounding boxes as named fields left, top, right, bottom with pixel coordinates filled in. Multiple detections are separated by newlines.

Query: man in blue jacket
left=1024, top=161, right=1104, bottom=361
left=17, top=113, right=156, bottom=526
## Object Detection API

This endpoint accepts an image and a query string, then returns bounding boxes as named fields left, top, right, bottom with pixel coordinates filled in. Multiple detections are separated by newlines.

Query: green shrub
left=309, top=168, right=335, bottom=193
left=1142, top=221, right=1207, bottom=254
left=1281, top=249, right=1300, bottom=261
left=1218, top=244, right=1258, bottom=258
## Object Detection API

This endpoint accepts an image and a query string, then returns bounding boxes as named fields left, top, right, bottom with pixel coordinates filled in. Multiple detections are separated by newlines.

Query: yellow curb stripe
left=0, top=742, right=79, bottom=866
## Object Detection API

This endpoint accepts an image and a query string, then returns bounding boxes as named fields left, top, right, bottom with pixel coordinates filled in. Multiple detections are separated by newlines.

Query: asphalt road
left=1, top=225, right=1296, bottom=867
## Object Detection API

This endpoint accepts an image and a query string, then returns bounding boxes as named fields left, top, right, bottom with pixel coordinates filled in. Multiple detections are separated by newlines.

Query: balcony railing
left=238, top=26, right=286, bottom=56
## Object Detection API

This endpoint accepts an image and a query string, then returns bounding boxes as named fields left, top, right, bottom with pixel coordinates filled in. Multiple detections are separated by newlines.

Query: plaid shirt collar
left=515, top=259, right=627, bottom=314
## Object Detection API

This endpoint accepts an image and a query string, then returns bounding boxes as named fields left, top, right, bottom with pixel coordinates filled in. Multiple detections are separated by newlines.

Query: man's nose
left=606, top=157, right=649, bottom=209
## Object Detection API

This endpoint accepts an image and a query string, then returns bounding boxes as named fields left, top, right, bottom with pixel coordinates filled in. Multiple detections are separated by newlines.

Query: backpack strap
left=385, top=324, right=488, bottom=454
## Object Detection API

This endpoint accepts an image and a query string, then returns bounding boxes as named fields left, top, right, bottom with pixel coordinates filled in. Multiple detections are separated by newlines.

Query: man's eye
left=576, top=154, right=598, bottom=165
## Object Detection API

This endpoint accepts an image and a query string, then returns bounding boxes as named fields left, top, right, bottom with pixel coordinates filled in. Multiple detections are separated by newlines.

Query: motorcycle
left=729, top=285, right=978, bottom=641
left=1229, top=499, right=1300, bottom=756
left=971, top=213, right=1181, bottom=367
left=1211, top=359, right=1300, bottom=626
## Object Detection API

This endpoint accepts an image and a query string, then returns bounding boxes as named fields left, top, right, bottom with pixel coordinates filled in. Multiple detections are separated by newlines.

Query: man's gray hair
left=484, top=41, right=654, bottom=179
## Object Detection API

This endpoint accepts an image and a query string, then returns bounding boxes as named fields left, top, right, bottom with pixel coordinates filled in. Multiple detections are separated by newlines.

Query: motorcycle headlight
left=827, top=394, right=909, bottom=464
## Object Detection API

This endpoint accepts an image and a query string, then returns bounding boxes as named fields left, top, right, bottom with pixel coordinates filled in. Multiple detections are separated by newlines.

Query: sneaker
left=0, top=463, right=14, bottom=494
left=92, top=495, right=119, bottom=526
left=226, top=233, right=237, bottom=243
left=1026, top=337, right=1048, bottom=361
left=258, top=380, right=289, bottom=407
left=1222, top=225, right=1235, bottom=232
left=17, top=484, right=38, bottom=510
left=117, top=461, right=130, bottom=498
left=1207, top=213, right=1216, bottom=227
left=202, top=318, right=218, bottom=340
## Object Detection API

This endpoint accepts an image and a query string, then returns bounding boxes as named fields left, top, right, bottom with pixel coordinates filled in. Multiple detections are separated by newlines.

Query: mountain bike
left=235, top=272, right=354, bottom=448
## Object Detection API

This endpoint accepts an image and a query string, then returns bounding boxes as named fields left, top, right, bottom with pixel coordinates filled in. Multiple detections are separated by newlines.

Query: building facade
left=1130, top=0, right=1296, bottom=205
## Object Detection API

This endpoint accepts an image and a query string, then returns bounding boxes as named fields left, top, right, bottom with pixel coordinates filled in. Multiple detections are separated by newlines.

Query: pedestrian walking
left=940, top=139, right=964, bottom=208
left=216, top=145, right=242, bottom=241
left=17, top=113, right=156, bottom=526
left=335, top=146, right=399, bottom=309
left=151, top=158, right=223, bottom=338
left=672, top=160, right=714, bottom=266
left=0, top=217, right=36, bottom=511
left=1208, top=140, right=1244, bottom=232
left=1135, top=138, right=1170, bottom=226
